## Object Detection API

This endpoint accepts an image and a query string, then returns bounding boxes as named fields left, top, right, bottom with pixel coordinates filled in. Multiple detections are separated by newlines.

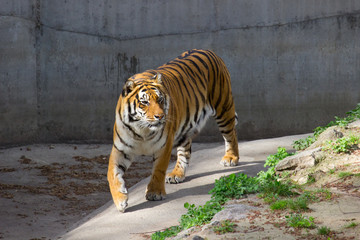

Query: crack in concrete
left=35, top=10, right=360, bottom=42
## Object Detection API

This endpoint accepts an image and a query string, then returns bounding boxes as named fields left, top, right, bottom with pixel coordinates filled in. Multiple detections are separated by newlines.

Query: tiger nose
left=154, top=114, right=164, bottom=120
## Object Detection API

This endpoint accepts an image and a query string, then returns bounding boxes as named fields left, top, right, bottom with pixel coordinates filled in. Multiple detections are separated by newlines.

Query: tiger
left=107, top=49, right=239, bottom=212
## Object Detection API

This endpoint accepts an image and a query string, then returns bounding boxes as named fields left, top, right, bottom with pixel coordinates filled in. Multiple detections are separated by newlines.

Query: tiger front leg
left=145, top=146, right=172, bottom=201
left=166, top=139, right=191, bottom=184
left=107, top=146, right=132, bottom=212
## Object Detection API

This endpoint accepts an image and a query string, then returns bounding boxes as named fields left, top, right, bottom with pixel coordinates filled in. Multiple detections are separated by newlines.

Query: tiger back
left=107, top=49, right=239, bottom=212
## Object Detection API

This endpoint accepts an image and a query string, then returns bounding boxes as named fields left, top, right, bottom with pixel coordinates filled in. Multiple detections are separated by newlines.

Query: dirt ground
left=0, top=144, right=155, bottom=240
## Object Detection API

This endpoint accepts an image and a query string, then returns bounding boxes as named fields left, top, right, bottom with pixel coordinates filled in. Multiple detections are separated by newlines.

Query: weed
left=345, top=222, right=358, bottom=228
left=338, top=172, right=352, bottom=178
left=209, top=173, right=259, bottom=204
left=293, top=136, right=316, bottom=150
left=324, top=136, right=360, bottom=154
left=213, top=220, right=236, bottom=234
left=257, top=147, right=294, bottom=181
left=270, top=200, right=288, bottom=210
left=318, top=226, right=331, bottom=235
left=315, top=188, right=333, bottom=200
left=260, top=192, right=279, bottom=204
left=307, top=174, right=316, bottom=184
left=151, top=226, right=182, bottom=240
left=285, top=213, right=316, bottom=228
left=270, top=194, right=311, bottom=212
left=329, top=168, right=335, bottom=174
left=181, top=201, right=223, bottom=229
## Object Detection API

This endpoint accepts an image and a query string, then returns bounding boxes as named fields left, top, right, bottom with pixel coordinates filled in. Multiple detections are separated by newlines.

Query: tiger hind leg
left=216, top=110, right=239, bottom=167
left=165, top=139, right=192, bottom=184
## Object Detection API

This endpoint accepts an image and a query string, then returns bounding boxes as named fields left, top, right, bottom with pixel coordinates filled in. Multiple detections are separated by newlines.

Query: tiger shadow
left=125, top=160, right=265, bottom=213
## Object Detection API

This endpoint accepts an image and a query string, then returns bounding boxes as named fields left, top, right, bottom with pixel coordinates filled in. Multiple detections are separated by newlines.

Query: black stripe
left=118, top=164, right=127, bottom=173
left=179, top=101, right=190, bottom=136
left=167, top=63, right=201, bottom=123
left=217, top=116, right=235, bottom=128
left=115, top=125, right=133, bottom=148
left=213, top=74, right=224, bottom=110
left=216, top=101, right=234, bottom=120
left=113, top=143, right=121, bottom=152
left=154, top=125, right=165, bottom=142
left=172, top=59, right=207, bottom=91
left=221, top=128, right=234, bottom=135
left=165, top=66, right=192, bottom=99
left=169, top=60, right=206, bottom=103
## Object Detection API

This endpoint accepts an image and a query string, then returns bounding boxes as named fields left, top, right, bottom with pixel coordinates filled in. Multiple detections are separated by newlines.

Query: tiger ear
left=152, top=72, right=162, bottom=84
left=122, top=80, right=135, bottom=97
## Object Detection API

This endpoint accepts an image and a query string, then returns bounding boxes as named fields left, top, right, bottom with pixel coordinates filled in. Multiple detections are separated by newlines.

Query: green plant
left=258, top=147, right=294, bottom=180
left=338, top=172, right=352, bottom=178
left=259, top=192, right=279, bottom=204
left=293, top=136, right=316, bottom=150
left=209, top=173, right=259, bottom=204
left=318, top=226, right=331, bottom=235
left=180, top=201, right=223, bottom=229
left=285, top=213, right=316, bottom=228
left=213, top=220, right=236, bottom=234
left=324, top=136, right=360, bottom=153
left=270, top=194, right=311, bottom=212
left=307, top=174, right=316, bottom=184
left=151, top=226, right=182, bottom=240
left=345, top=222, right=358, bottom=228
left=315, top=188, right=333, bottom=201
left=270, top=200, right=288, bottom=210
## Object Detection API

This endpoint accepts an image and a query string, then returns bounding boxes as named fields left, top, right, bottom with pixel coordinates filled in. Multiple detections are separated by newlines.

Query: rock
left=308, top=126, right=344, bottom=150
left=275, top=147, right=322, bottom=172
left=292, top=175, right=309, bottom=185
left=212, top=204, right=258, bottom=222
left=347, top=119, right=360, bottom=129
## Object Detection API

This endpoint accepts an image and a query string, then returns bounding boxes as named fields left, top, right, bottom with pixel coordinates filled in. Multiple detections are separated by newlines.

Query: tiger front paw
left=220, top=155, right=239, bottom=167
left=145, top=183, right=166, bottom=201
left=108, top=174, right=129, bottom=212
left=112, top=192, right=128, bottom=213
left=165, top=172, right=185, bottom=184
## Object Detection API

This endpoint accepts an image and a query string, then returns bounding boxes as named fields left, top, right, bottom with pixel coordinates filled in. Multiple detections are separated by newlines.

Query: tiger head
left=121, top=72, right=168, bottom=131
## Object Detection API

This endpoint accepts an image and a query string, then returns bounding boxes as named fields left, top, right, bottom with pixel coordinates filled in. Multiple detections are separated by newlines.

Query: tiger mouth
left=147, top=122, right=162, bottom=128
left=146, top=120, right=165, bottom=129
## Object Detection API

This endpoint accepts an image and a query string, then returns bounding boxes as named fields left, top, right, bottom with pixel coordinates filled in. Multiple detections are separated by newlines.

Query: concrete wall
left=1, top=0, right=360, bottom=145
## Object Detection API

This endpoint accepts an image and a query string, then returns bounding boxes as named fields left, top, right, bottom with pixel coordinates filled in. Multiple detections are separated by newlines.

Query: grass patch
left=318, top=226, right=331, bottom=235
left=213, top=220, right=236, bottom=234
left=151, top=226, right=182, bottom=240
left=293, top=136, right=316, bottom=151
left=324, top=136, right=360, bottom=154
left=345, top=222, right=358, bottom=228
left=269, top=192, right=318, bottom=212
left=338, top=172, right=353, bottom=178
left=285, top=213, right=316, bottom=229
left=180, top=201, right=223, bottom=229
